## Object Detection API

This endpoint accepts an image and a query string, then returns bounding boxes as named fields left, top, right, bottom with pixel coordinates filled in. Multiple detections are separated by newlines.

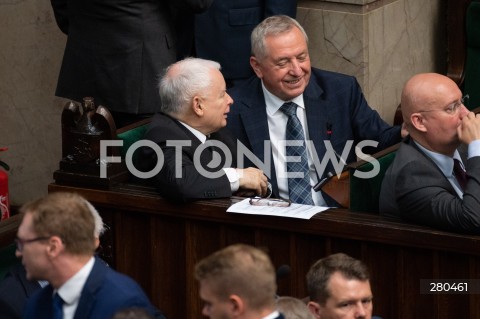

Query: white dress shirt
left=55, top=256, right=95, bottom=319
left=262, top=83, right=327, bottom=206
left=263, top=310, right=281, bottom=319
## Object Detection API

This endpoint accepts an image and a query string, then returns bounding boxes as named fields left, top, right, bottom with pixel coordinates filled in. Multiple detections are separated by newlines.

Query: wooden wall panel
left=47, top=184, right=480, bottom=318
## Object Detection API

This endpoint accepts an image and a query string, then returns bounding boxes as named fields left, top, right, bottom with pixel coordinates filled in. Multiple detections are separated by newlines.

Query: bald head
left=401, top=73, right=461, bottom=124
left=400, top=72, right=470, bottom=155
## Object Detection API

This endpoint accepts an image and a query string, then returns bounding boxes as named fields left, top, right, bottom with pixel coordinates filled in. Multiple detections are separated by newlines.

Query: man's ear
left=192, top=96, right=204, bottom=117
left=229, top=294, right=245, bottom=317
left=47, top=236, right=64, bottom=258
left=307, top=301, right=322, bottom=319
left=410, top=113, right=427, bottom=132
left=250, top=56, right=263, bottom=78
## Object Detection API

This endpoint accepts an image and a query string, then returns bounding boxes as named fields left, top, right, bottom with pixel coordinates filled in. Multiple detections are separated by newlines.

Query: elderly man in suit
left=226, top=15, right=403, bottom=206
left=380, top=73, right=480, bottom=234
left=17, top=192, right=164, bottom=319
left=138, top=58, right=269, bottom=202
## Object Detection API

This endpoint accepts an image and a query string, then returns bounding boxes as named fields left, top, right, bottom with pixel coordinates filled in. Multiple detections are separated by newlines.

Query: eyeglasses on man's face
left=14, top=236, right=51, bottom=252
left=249, top=197, right=291, bottom=207
left=418, top=94, right=469, bottom=115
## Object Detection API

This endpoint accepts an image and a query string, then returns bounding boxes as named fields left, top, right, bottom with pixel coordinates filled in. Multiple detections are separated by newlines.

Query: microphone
left=276, top=264, right=291, bottom=281
left=275, top=264, right=291, bottom=298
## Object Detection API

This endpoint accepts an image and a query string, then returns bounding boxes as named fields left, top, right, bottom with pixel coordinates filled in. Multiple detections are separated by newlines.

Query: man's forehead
left=18, top=212, right=34, bottom=234
left=327, top=272, right=371, bottom=297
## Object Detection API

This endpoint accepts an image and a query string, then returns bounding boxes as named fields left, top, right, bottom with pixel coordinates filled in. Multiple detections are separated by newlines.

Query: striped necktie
left=280, top=102, right=314, bottom=205
left=453, top=158, right=467, bottom=191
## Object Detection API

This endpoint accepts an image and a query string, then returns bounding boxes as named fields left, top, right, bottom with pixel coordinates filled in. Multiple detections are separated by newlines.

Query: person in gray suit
left=379, top=73, right=480, bottom=234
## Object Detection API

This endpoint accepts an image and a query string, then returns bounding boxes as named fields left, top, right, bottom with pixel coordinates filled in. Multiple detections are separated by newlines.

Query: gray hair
left=158, top=58, right=221, bottom=116
left=251, top=15, right=309, bottom=60
left=276, top=296, right=314, bottom=319
left=84, top=200, right=106, bottom=238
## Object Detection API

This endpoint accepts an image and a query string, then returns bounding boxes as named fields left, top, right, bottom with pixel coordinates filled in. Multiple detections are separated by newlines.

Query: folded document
left=227, top=198, right=329, bottom=219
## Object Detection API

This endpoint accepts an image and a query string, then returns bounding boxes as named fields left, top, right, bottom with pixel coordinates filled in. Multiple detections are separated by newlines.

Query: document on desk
left=227, top=198, right=329, bottom=219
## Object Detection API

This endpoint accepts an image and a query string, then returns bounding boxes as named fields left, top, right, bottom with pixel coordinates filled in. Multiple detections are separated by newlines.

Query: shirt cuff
left=223, top=168, right=240, bottom=192
left=468, top=140, right=480, bottom=158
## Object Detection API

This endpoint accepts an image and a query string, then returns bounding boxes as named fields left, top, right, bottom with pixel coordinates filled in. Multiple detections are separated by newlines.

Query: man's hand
left=236, top=168, right=268, bottom=197
left=458, top=112, right=480, bottom=144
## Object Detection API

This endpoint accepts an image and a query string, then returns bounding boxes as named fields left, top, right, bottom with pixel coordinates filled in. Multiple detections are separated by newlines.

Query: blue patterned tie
left=280, top=102, right=314, bottom=205
left=53, top=293, right=64, bottom=319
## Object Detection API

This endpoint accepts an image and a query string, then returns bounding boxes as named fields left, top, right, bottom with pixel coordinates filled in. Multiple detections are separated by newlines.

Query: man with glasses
left=16, top=192, right=165, bottom=319
left=380, top=73, right=480, bottom=234
left=0, top=198, right=105, bottom=319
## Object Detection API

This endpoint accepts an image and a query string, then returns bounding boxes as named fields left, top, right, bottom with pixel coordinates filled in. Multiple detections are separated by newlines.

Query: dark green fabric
left=350, top=152, right=396, bottom=213
left=117, top=124, right=149, bottom=159
left=464, top=0, right=480, bottom=110
left=0, top=244, right=19, bottom=280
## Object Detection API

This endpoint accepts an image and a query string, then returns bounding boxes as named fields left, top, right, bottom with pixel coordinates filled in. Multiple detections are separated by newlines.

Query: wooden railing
left=48, top=182, right=480, bottom=319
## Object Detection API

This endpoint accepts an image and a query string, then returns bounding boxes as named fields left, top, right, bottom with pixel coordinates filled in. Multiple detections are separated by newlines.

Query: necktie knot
left=280, top=102, right=298, bottom=117
left=453, top=158, right=467, bottom=191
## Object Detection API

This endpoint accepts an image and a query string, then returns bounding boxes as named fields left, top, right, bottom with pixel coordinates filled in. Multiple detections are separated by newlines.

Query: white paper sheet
left=227, top=198, right=330, bottom=219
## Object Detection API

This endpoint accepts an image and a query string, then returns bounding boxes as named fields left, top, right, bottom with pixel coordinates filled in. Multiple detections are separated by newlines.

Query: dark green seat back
left=349, top=152, right=396, bottom=213
left=117, top=124, right=149, bottom=159
left=464, top=0, right=480, bottom=110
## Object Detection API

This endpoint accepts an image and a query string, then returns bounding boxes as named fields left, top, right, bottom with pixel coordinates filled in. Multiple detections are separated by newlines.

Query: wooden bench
left=48, top=182, right=480, bottom=319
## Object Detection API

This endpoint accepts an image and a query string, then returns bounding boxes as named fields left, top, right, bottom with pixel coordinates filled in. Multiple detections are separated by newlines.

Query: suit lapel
left=303, top=78, right=337, bottom=179
left=237, top=80, right=279, bottom=190
left=37, top=285, right=55, bottom=319
left=74, top=258, right=106, bottom=319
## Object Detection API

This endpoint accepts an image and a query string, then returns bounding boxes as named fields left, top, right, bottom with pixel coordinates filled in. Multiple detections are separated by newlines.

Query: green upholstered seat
left=349, top=151, right=396, bottom=213
left=0, top=243, right=19, bottom=279
left=464, top=0, right=480, bottom=110
left=116, top=124, right=149, bottom=159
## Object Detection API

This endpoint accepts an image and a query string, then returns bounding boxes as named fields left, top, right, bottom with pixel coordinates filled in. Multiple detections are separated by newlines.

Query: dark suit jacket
left=194, top=0, right=297, bottom=81
left=0, top=264, right=41, bottom=319
left=50, top=0, right=176, bottom=114
left=226, top=69, right=401, bottom=204
left=23, top=257, right=164, bottom=319
left=379, top=137, right=480, bottom=234
left=137, top=113, right=238, bottom=202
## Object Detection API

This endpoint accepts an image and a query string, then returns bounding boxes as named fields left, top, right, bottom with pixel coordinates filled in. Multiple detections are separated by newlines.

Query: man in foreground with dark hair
left=306, top=253, right=373, bottom=319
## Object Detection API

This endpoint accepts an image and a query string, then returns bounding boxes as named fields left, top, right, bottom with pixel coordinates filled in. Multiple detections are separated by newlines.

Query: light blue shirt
left=262, top=82, right=327, bottom=206
left=414, top=140, right=480, bottom=198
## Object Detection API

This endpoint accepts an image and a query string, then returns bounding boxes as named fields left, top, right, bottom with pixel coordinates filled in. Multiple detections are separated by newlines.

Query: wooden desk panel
left=48, top=183, right=480, bottom=319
